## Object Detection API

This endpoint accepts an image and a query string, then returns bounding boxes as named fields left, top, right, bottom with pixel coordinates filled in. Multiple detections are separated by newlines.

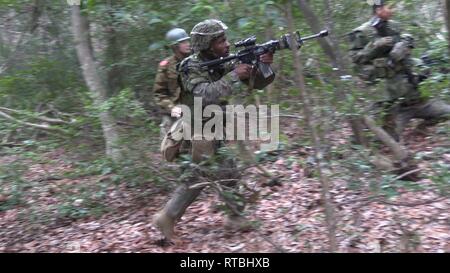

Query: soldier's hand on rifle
left=260, top=52, right=274, bottom=64
left=234, top=63, right=252, bottom=80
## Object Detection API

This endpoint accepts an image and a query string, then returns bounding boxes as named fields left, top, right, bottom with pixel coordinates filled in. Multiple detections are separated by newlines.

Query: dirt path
left=1, top=126, right=449, bottom=253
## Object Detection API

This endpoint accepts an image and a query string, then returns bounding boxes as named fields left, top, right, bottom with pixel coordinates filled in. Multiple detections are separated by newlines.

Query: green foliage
left=0, top=56, right=86, bottom=111
left=379, top=175, right=425, bottom=198
left=429, top=162, right=450, bottom=196
left=110, top=158, right=166, bottom=188
left=99, top=88, right=147, bottom=120
left=54, top=154, right=173, bottom=220
left=0, top=0, right=448, bottom=229
left=56, top=183, right=110, bottom=220
left=419, top=39, right=450, bottom=101
left=0, top=161, right=28, bottom=211
left=0, top=0, right=28, bottom=8
left=65, top=155, right=166, bottom=189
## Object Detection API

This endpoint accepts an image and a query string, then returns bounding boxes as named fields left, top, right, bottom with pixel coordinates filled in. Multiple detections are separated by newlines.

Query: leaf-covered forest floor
left=0, top=120, right=449, bottom=253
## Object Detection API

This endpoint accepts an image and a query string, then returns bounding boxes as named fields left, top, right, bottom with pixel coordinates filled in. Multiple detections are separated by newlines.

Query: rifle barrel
left=300, top=30, right=329, bottom=42
left=199, top=30, right=328, bottom=68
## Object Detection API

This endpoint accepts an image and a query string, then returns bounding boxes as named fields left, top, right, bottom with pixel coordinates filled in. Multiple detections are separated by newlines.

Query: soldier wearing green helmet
left=153, top=28, right=191, bottom=139
left=153, top=19, right=275, bottom=241
left=348, top=0, right=450, bottom=141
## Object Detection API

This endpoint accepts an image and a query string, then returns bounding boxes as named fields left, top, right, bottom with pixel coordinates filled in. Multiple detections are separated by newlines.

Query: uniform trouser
left=381, top=74, right=450, bottom=141
left=382, top=99, right=450, bottom=141
left=160, top=115, right=176, bottom=140
left=158, top=140, right=243, bottom=224
left=161, top=182, right=204, bottom=222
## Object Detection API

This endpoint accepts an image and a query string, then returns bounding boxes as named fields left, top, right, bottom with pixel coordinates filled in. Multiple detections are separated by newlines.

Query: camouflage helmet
left=166, top=28, right=190, bottom=46
left=190, top=19, right=228, bottom=52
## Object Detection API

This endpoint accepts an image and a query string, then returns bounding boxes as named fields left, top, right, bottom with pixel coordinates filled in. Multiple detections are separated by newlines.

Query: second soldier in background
left=348, top=0, right=450, bottom=141
left=153, top=28, right=191, bottom=138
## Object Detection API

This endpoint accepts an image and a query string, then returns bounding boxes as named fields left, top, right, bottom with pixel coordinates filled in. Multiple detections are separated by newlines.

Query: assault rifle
left=199, top=30, right=329, bottom=78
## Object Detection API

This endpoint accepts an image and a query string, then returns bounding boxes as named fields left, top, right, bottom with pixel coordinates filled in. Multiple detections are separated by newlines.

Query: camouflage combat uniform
left=153, top=19, right=274, bottom=240
left=152, top=55, right=182, bottom=138
left=349, top=17, right=450, bottom=141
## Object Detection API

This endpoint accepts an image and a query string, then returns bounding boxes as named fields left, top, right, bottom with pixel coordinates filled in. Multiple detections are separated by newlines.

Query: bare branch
left=379, top=196, right=447, bottom=207
left=0, top=110, right=68, bottom=135
left=285, top=1, right=337, bottom=252
left=0, top=107, right=70, bottom=125
left=388, top=168, right=422, bottom=183
left=362, top=115, right=409, bottom=161
left=189, top=179, right=239, bottom=190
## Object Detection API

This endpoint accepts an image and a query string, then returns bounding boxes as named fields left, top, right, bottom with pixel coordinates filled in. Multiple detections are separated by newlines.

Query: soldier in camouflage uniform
left=349, top=0, right=450, bottom=141
left=153, top=19, right=275, bottom=241
left=153, top=28, right=191, bottom=138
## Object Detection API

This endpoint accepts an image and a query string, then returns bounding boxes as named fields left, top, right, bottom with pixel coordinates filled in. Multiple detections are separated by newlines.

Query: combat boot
left=153, top=210, right=176, bottom=240
left=153, top=183, right=204, bottom=240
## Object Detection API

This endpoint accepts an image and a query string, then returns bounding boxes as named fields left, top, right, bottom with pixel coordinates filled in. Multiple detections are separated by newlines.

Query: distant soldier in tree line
left=348, top=0, right=450, bottom=142
left=153, top=28, right=191, bottom=138
left=154, top=19, right=275, bottom=241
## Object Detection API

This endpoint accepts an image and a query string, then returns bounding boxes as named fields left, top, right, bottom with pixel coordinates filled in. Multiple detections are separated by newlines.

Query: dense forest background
left=0, top=0, right=449, bottom=253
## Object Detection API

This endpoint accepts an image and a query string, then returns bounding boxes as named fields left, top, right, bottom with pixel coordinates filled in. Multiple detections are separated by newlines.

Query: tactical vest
left=349, top=19, right=409, bottom=81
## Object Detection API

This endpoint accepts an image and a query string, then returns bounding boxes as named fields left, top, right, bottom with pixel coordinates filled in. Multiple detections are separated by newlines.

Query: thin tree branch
left=362, top=115, right=409, bottom=161
left=379, top=196, right=447, bottom=207
left=0, top=110, right=68, bottom=135
left=0, top=107, right=70, bottom=125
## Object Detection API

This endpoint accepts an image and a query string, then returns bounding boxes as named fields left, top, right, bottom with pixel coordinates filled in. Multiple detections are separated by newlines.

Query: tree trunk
left=265, top=23, right=276, bottom=104
left=297, top=0, right=368, bottom=146
left=286, top=1, right=337, bottom=252
left=297, top=0, right=341, bottom=71
left=322, top=0, right=349, bottom=74
left=445, top=0, right=450, bottom=54
left=265, top=20, right=282, bottom=104
left=0, top=1, right=42, bottom=76
left=105, top=2, right=125, bottom=97
left=71, top=5, right=123, bottom=162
